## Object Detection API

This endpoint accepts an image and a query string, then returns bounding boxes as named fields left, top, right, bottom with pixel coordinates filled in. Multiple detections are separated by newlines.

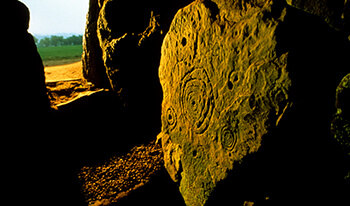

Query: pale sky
left=20, top=0, right=89, bottom=35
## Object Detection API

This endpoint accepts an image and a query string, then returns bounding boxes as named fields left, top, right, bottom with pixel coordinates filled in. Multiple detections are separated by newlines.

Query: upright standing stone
left=157, top=1, right=291, bottom=204
left=157, top=0, right=350, bottom=205
left=82, top=0, right=110, bottom=88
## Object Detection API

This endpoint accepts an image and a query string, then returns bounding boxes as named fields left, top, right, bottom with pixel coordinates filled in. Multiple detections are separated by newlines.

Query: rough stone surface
left=95, top=0, right=193, bottom=98
left=158, top=0, right=350, bottom=205
left=82, top=0, right=110, bottom=88
left=83, top=0, right=197, bottom=95
left=158, top=1, right=291, bottom=205
left=97, top=0, right=162, bottom=94
left=95, top=0, right=163, bottom=141
left=91, top=0, right=195, bottom=142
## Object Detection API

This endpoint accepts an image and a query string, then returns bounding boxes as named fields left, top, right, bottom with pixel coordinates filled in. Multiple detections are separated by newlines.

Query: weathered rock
left=97, top=0, right=162, bottom=94
left=92, top=0, right=194, bottom=141
left=96, top=0, right=193, bottom=97
left=82, top=0, right=110, bottom=88
left=158, top=1, right=291, bottom=204
left=83, top=0, right=198, bottom=92
left=158, top=0, right=350, bottom=205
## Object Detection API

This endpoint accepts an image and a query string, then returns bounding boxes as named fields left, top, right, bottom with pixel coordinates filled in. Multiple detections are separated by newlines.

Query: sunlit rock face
left=158, top=1, right=291, bottom=205
left=158, top=0, right=350, bottom=205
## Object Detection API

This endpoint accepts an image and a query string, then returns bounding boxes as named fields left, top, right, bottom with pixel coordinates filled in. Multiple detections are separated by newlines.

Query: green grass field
left=37, top=45, right=83, bottom=67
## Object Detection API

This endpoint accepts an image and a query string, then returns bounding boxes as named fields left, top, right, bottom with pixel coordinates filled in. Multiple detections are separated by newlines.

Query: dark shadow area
left=202, top=0, right=220, bottom=21
left=50, top=90, right=160, bottom=205
left=207, top=4, right=350, bottom=205
left=109, top=168, right=186, bottom=206
left=3, top=1, right=194, bottom=205
left=3, top=1, right=51, bottom=118
left=2, top=1, right=56, bottom=205
left=93, top=0, right=196, bottom=146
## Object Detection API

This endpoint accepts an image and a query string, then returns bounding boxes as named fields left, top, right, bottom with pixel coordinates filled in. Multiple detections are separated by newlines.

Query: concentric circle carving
left=219, top=125, right=236, bottom=151
left=180, top=68, right=213, bottom=134
left=166, top=106, right=177, bottom=131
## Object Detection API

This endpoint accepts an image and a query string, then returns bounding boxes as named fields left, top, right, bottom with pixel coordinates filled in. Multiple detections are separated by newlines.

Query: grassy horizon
left=38, top=45, right=83, bottom=67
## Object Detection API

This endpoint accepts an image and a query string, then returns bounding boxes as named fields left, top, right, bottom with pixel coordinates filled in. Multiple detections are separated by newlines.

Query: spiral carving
left=166, top=106, right=177, bottom=131
left=180, top=69, right=214, bottom=134
left=219, top=126, right=236, bottom=151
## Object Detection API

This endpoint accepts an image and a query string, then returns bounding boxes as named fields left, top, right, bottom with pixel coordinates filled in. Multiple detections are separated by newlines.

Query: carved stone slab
left=157, top=1, right=291, bottom=205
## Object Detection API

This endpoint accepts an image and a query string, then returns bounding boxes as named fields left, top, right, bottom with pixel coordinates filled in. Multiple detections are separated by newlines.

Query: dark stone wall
left=5, top=0, right=349, bottom=205
left=82, top=0, right=110, bottom=88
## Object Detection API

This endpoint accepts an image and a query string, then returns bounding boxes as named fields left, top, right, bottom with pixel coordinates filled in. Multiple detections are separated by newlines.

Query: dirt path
left=45, top=61, right=83, bottom=82
left=44, top=61, right=95, bottom=106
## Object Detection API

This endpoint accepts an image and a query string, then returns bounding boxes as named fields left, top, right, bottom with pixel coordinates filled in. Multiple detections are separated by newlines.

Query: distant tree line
left=34, top=35, right=83, bottom=47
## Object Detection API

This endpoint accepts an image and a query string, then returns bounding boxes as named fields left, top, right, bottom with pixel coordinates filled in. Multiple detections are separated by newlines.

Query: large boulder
left=80, top=0, right=349, bottom=204
left=95, top=0, right=193, bottom=95
left=82, top=0, right=110, bottom=88
left=158, top=0, right=350, bottom=205
left=89, top=0, right=194, bottom=140
left=158, top=1, right=291, bottom=204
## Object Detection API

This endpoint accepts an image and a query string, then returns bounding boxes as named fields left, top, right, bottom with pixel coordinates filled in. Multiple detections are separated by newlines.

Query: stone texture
left=82, top=0, right=110, bottom=88
left=158, top=1, right=291, bottom=204
left=89, top=0, right=195, bottom=142
left=97, top=0, right=162, bottom=94
left=158, top=0, right=350, bottom=205
left=95, top=0, right=193, bottom=100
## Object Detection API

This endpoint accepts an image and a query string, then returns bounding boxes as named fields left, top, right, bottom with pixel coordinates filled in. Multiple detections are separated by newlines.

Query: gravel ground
left=78, top=141, right=163, bottom=205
